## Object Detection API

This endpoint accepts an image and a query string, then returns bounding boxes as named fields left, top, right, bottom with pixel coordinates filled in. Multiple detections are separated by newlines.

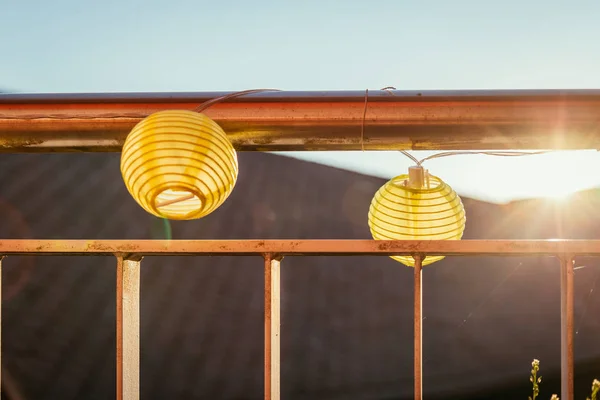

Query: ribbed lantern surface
left=121, top=110, right=238, bottom=220
left=368, top=172, right=466, bottom=266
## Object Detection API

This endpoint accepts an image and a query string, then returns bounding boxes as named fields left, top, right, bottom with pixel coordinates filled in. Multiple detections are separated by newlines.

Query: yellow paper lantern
left=120, top=110, right=238, bottom=220
left=368, top=166, right=466, bottom=266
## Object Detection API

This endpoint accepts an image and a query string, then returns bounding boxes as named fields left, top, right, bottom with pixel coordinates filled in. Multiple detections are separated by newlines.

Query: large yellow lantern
left=120, top=110, right=238, bottom=220
left=368, top=166, right=466, bottom=266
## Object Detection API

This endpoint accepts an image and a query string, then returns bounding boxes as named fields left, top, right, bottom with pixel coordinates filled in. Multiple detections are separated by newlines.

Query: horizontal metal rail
left=0, top=239, right=583, bottom=400
left=2, top=90, right=600, bottom=152
left=0, top=239, right=599, bottom=256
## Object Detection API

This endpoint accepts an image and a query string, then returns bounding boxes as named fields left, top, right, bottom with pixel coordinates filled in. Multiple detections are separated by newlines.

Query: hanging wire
left=400, top=150, right=421, bottom=165
left=193, top=88, right=281, bottom=113
left=360, top=89, right=370, bottom=151
left=399, top=150, right=553, bottom=166
left=372, top=87, right=556, bottom=165
left=198, top=91, right=553, bottom=181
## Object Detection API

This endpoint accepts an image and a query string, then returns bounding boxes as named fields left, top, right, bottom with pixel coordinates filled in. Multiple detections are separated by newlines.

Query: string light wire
left=193, top=88, right=281, bottom=113
left=400, top=150, right=553, bottom=166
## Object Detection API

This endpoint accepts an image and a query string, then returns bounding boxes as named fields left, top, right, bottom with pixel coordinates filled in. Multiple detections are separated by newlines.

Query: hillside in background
left=0, top=152, right=598, bottom=400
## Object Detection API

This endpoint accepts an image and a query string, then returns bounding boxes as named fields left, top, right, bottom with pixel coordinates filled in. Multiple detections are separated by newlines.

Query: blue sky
left=3, top=0, right=600, bottom=202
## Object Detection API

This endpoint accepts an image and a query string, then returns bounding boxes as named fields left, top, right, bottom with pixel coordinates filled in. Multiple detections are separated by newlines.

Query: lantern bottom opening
left=154, top=188, right=203, bottom=219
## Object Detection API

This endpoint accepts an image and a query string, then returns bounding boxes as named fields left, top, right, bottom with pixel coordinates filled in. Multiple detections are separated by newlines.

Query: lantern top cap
left=407, top=166, right=425, bottom=189
left=389, top=172, right=446, bottom=194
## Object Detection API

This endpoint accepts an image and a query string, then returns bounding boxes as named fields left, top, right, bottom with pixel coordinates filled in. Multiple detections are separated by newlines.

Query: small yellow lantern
left=368, top=166, right=466, bottom=266
left=120, top=110, right=238, bottom=220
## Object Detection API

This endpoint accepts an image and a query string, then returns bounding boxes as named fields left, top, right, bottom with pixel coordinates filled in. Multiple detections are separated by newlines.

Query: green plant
left=527, top=359, right=599, bottom=400
left=587, top=379, right=600, bottom=400
left=529, top=359, right=542, bottom=400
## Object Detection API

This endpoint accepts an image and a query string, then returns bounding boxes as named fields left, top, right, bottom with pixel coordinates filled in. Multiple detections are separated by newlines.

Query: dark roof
left=0, top=152, right=599, bottom=400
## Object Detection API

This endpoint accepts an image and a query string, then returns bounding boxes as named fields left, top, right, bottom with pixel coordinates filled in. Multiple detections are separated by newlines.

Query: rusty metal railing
left=3, top=90, right=600, bottom=151
left=2, top=89, right=598, bottom=399
left=0, top=239, right=591, bottom=400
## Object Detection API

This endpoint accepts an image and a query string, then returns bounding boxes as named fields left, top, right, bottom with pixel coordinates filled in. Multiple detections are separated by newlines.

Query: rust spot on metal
left=244, top=137, right=276, bottom=146
left=117, top=243, right=140, bottom=252
left=377, top=242, right=392, bottom=251
left=0, top=138, right=45, bottom=148
left=89, top=242, right=114, bottom=252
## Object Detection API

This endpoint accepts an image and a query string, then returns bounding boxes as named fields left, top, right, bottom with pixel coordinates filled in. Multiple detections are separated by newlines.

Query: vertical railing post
left=116, top=255, right=142, bottom=400
left=413, top=255, right=423, bottom=400
left=559, top=255, right=575, bottom=400
left=0, top=256, right=3, bottom=396
left=264, top=254, right=281, bottom=400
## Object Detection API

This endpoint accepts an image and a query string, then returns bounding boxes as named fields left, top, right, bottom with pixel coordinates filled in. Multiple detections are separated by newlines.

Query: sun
left=516, top=152, right=593, bottom=200
left=463, top=150, right=600, bottom=203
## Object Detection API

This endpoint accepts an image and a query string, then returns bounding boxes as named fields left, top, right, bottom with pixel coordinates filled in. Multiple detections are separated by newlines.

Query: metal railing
left=3, top=90, right=600, bottom=151
left=1, top=90, right=598, bottom=399
left=0, top=239, right=590, bottom=400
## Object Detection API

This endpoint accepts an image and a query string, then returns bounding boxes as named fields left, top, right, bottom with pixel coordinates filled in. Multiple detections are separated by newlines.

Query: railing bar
left=3, top=89, right=600, bottom=152
left=264, top=254, right=281, bottom=400
left=3, top=239, right=600, bottom=256
left=560, top=255, right=575, bottom=400
left=116, top=256, right=141, bottom=400
left=413, top=255, right=423, bottom=400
